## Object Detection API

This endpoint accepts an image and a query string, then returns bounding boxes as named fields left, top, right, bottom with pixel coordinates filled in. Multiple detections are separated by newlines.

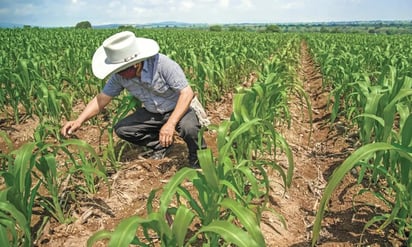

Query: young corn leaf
left=382, top=89, right=412, bottom=142
left=108, top=215, right=141, bottom=247
left=0, top=131, right=14, bottom=152
left=12, top=142, right=36, bottom=199
left=0, top=201, right=31, bottom=247
left=199, top=220, right=259, bottom=247
left=0, top=221, right=15, bottom=247
left=172, top=206, right=195, bottom=247
left=220, top=198, right=266, bottom=246
left=219, top=118, right=261, bottom=163
left=401, top=114, right=412, bottom=146
left=198, top=149, right=219, bottom=191
left=159, top=168, right=197, bottom=215
left=86, top=230, right=112, bottom=247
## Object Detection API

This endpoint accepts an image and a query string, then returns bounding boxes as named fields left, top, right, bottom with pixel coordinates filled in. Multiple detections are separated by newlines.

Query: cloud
left=280, top=1, right=305, bottom=9
left=219, top=0, right=230, bottom=8
left=239, top=0, right=253, bottom=9
left=180, top=0, right=194, bottom=10
left=12, top=3, right=37, bottom=16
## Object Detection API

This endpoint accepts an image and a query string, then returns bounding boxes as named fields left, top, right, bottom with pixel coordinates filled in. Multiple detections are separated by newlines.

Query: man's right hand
left=61, top=120, right=81, bottom=138
left=60, top=93, right=113, bottom=138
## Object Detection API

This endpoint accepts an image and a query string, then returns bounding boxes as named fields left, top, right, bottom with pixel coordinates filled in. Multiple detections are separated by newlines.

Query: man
left=61, top=31, right=207, bottom=168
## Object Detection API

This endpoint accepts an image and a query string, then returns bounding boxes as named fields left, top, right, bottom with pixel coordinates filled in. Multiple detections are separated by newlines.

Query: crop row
left=306, top=33, right=412, bottom=245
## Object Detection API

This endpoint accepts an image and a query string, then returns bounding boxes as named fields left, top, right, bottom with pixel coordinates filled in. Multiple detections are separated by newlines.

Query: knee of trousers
left=179, top=124, right=200, bottom=140
left=114, top=123, right=130, bottom=139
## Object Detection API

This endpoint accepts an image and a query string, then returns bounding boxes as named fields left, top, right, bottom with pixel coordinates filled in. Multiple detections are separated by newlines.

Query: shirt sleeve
left=102, top=74, right=124, bottom=97
left=159, top=55, right=188, bottom=91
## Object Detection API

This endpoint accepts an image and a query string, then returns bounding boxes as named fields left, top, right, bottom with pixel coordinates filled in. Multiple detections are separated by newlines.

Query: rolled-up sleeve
left=159, top=55, right=188, bottom=91
left=102, top=74, right=124, bottom=97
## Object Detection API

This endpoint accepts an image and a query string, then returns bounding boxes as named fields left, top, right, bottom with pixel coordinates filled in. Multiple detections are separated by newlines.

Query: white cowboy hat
left=92, top=31, right=159, bottom=79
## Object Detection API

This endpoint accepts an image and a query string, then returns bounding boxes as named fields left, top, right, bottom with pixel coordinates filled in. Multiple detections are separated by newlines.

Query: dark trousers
left=114, top=107, right=207, bottom=163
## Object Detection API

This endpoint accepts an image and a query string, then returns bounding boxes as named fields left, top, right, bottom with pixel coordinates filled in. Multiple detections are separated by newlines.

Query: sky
left=0, top=0, right=411, bottom=27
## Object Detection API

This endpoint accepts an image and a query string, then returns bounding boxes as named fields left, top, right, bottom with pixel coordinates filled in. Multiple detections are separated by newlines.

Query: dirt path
left=259, top=40, right=341, bottom=246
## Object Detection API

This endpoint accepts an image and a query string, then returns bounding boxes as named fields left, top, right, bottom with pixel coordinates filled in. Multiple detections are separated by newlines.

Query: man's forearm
left=167, top=86, right=194, bottom=125
left=77, top=93, right=112, bottom=124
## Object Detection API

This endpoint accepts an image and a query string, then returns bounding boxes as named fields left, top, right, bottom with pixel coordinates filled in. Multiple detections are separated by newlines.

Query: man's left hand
left=159, top=122, right=175, bottom=147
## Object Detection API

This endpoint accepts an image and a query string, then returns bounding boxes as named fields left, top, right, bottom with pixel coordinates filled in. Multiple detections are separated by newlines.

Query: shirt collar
left=141, top=54, right=159, bottom=83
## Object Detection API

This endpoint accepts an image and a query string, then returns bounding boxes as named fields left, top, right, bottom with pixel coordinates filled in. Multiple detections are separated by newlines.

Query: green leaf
left=198, top=149, right=219, bottom=191
left=172, top=206, right=195, bottom=247
left=0, top=201, right=31, bottom=247
left=199, top=220, right=259, bottom=247
left=401, top=114, right=412, bottom=147
left=159, top=168, right=197, bottom=215
left=220, top=198, right=266, bottom=246
left=12, top=142, right=36, bottom=196
left=108, top=216, right=141, bottom=247
left=219, top=118, right=261, bottom=163
left=87, top=230, right=112, bottom=247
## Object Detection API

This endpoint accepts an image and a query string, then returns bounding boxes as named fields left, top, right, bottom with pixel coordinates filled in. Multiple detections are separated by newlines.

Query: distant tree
left=209, top=25, right=222, bottom=32
left=75, top=21, right=92, bottom=29
left=320, top=27, right=329, bottom=33
left=118, top=25, right=135, bottom=30
left=228, top=26, right=245, bottom=32
left=330, top=27, right=342, bottom=33
left=23, top=25, right=31, bottom=29
left=368, top=28, right=376, bottom=34
left=265, top=24, right=281, bottom=33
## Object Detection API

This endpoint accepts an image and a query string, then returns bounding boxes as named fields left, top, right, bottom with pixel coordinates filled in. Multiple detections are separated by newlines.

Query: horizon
left=1, top=0, right=411, bottom=28
left=2, top=19, right=411, bottom=29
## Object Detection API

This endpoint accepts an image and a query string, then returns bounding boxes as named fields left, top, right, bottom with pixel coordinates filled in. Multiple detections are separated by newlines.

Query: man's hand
left=61, top=120, right=81, bottom=137
left=60, top=93, right=113, bottom=138
left=159, top=122, right=175, bottom=147
left=158, top=86, right=193, bottom=147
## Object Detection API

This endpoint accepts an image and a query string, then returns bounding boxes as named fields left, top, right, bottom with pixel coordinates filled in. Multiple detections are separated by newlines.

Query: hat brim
left=92, top=37, right=159, bottom=79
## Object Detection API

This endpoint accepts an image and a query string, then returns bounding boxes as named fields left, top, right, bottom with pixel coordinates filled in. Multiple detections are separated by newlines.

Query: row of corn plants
left=306, top=33, right=412, bottom=246
left=0, top=130, right=108, bottom=246
left=87, top=34, right=304, bottom=246
left=0, top=28, right=302, bottom=246
left=0, top=29, right=111, bottom=246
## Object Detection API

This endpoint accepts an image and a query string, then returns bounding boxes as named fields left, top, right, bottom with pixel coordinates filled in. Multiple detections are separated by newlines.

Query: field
left=0, top=28, right=411, bottom=246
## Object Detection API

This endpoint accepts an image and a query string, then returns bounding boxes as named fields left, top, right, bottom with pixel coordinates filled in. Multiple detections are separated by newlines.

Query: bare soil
left=0, top=42, right=407, bottom=246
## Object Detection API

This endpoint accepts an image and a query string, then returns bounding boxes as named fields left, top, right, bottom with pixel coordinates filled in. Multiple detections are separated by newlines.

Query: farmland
left=0, top=28, right=411, bottom=246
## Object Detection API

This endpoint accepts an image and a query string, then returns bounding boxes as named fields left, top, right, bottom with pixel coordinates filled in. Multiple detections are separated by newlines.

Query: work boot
left=149, top=146, right=172, bottom=160
left=188, top=156, right=201, bottom=169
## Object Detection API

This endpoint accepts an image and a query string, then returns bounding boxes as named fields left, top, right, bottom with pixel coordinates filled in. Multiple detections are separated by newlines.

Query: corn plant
left=0, top=142, right=41, bottom=247
left=311, top=142, right=412, bottom=246
left=35, top=82, right=73, bottom=123
left=0, top=200, right=32, bottom=247
left=88, top=148, right=268, bottom=247
left=0, top=129, right=109, bottom=247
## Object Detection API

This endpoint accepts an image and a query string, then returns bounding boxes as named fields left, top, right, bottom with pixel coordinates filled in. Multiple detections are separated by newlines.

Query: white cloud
left=219, top=0, right=230, bottom=8
left=281, top=1, right=305, bottom=9
left=14, top=3, right=37, bottom=16
left=132, top=7, right=146, bottom=15
left=180, top=0, right=194, bottom=10
left=239, top=0, right=253, bottom=8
